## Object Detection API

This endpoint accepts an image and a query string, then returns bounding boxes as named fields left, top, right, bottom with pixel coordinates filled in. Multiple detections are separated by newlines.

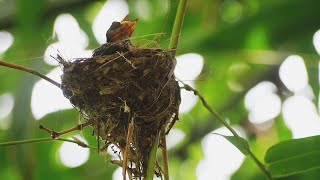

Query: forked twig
left=39, top=121, right=92, bottom=139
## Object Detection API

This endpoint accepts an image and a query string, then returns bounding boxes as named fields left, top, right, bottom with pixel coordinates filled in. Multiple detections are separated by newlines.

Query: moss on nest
left=57, top=41, right=181, bottom=178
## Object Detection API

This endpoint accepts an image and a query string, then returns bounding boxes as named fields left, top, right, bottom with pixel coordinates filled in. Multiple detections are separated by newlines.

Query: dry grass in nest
left=56, top=41, right=181, bottom=178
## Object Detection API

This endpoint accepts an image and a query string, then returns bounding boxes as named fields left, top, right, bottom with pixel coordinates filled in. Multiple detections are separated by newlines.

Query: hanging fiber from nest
left=56, top=17, right=181, bottom=178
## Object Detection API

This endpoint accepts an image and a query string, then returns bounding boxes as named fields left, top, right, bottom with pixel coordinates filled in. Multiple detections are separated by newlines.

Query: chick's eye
left=109, top=22, right=121, bottom=30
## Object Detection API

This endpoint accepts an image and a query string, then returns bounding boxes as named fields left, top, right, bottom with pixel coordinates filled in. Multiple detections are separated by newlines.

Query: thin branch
left=0, top=60, right=61, bottom=89
left=179, top=80, right=273, bottom=180
left=0, top=137, right=97, bottom=150
left=0, top=138, right=54, bottom=147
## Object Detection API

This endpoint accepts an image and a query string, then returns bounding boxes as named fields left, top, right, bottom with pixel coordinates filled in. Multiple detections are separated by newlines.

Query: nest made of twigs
left=56, top=41, right=181, bottom=178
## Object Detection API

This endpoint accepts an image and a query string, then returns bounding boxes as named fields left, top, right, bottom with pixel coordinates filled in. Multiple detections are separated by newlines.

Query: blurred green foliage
left=1, top=0, right=320, bottom=179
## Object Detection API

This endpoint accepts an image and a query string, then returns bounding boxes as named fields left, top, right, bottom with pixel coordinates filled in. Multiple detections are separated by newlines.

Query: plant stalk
left=169, top=0, right=188, bottom=52
left=161, top=131, right=169, bottom=180
left=123, top=121, right=134, bottom=180
left=145, top=0, right=189, bottom=179
left=146, top=131, right=161, bottom=180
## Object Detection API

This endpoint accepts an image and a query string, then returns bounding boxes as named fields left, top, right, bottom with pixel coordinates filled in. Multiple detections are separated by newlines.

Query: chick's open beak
left=107, top=18, right=138, bottom=43
left=119, top=18, right=138, bottom=38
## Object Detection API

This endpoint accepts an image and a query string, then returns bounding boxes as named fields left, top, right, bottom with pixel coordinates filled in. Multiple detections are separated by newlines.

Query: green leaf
left=265, top=135, right=320, bottom=163
left=212, top=133, right=249, bottom=156
left=267, top=151, right=320, bottom=178
left=265, top=135, right=320, bottom=177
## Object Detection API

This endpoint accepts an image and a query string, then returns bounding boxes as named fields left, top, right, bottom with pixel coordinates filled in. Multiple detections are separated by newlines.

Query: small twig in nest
left=123, top=119, right=135, bottom=180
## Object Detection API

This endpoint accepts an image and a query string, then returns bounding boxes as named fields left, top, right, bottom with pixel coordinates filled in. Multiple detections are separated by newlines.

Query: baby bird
left=92, top=16, right=138, bottom=57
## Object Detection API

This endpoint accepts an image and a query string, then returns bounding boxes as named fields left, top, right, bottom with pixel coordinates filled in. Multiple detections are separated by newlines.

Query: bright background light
left=197, top=126, right=245, bottom=180
left=0, top=93, right=14, bottom=119
left=92, top=0, right=129, bottom=44
left=44, top=13, right=91, bottom=66
left=282, top=95, right=320, bottom=138
left=0, top=93, right=14, bottom=130
left=58, top=135, right=90, bottom=168
left=278, top=52, right=320, bottom=139
left=0, top=31, right=14, bottom=54
left=113, top=167, right=129, bottom=180
left=245, top=81, right=281, bottom=124
left=279, top=55, right=308, bottom=92
left=166, top=128, right=185, bottom=150
left=175, top=53, right=204, bottom=114
left=31, top=67, right=73, bottom=120
left=313, top=29, right=320, bottom=55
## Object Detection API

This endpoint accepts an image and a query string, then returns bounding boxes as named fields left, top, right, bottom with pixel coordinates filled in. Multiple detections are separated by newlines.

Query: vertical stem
left=146, top=131, right=161, bottom=180
left=169, top=0, right=188, bottom=52
left=146, top=0, right=189, bottom=179
left=123, top=121, right=134, bottom=180
left=161, top=131, right=169, bottom=180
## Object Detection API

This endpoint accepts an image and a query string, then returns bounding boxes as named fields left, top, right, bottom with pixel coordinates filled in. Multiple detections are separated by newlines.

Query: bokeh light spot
left=0, top=93, right=14, bottom=129
left=113, top=167, right=129, bottom=180
left=283, top=95, right=320, bottom=138
left=92, top=0, right=129, bottom=44
left=44, top=14, right=90, bottom=66
left=53, top=14, right=88, bottom=47
left=175, top=53, right=204, bottom=81
left=31, top=67, right=73, bottom=120
left=279, top=55, right=308, bottom=92
left=179, top=85, right=198, bottom=114
left=0, top=31, right=14, bottom=54
left=294, top=84, right=315, bottom=101
left=197, top=126, right=245, bottom=180
left=175, top=53, right=204, bottom=114
left=58, top=135, right=90, bottom=168
left=245, top=81, right=281, bottom=124
left=166, top=128, right=185, bottom=150
left=0, top=93, right=14, bottom=119
left=313, top=29, right=320, bottom=55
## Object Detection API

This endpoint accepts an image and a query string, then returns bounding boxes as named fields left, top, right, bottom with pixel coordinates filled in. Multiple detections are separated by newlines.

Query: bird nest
left=56, top=41, right=181, bottom=178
